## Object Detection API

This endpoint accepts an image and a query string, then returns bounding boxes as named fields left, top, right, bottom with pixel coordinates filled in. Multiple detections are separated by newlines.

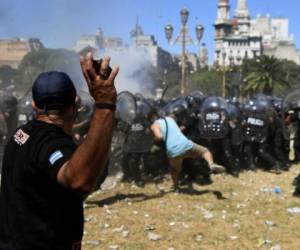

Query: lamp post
left=217, top=50, right=233, bottom=98
left=236, top=53, right=242, bottom=99
left=165, top=8, right=204, bottom=95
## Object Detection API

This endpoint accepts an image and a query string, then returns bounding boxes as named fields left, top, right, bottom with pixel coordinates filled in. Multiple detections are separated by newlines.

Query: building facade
left=73, top=28, right=126, bottom=55
left=214, top=0, right=300, bottom=65
left=0, top=38, right=43, bottom=69
left=134, top=33, right=177, bottom=72
left=214, top=0, right=262, bottom=66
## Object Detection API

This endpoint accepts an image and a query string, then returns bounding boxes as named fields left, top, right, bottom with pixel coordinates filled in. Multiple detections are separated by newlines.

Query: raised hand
left=80, top=52, right=119, bottom=104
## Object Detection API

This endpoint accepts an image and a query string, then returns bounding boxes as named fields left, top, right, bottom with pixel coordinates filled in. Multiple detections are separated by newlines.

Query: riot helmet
left=198, top=96, right=229, bottom=139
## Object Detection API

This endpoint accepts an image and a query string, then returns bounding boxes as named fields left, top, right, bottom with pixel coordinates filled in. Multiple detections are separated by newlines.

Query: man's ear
left=32, top=100, right=38, bottom=111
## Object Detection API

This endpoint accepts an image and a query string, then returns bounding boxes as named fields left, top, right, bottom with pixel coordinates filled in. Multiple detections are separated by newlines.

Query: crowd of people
left=110, top=90, right=300, bottom=195
left=0, top=53, right=300, bottom=249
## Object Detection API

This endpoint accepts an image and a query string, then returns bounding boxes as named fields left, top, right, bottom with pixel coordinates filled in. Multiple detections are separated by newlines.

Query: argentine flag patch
left=49, top=150, right=63, bottom=165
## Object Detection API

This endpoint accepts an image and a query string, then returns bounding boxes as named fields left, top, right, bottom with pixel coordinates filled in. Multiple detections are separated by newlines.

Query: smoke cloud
left=99, top=47, right=156, bottom=97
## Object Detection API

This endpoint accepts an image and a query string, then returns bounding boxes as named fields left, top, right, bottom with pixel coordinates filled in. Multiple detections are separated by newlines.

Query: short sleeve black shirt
left=0, top=120, right=83, bottom=250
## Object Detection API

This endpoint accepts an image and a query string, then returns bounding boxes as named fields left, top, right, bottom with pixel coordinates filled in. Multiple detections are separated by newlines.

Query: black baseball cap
left=32, top=71, right=77, bottom=110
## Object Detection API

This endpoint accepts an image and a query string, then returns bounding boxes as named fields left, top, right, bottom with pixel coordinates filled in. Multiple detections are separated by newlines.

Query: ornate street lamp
left=164, top=24, right=173, bottom=43
left=180, top=8, right=189, bottom=26
left=217, top=49, right=234, bottom=98
left=165, top=8, right=205, bottom=95
left=195, top=24, right=204, bottom=43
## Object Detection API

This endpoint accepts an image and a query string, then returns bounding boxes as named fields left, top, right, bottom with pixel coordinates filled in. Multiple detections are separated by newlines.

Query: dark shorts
left=169, top=143, right=208, bottom=173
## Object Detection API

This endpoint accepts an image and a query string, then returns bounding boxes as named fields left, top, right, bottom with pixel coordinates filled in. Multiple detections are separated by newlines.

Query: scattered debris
left=108, top=245, right=119, bottom=250
left=86, top=240, right=100, bottom=246
left=287, top=207, right=300, bottom=214
left=237, top=203, right=246, bottom=209
left=270, top=245, right=281, bottom=250
left=265, top=220, right=276, bottom=227
left=84, top=215, right=95, bottom=222
left=145, top=224, right=156, bottom=231
left=257, top=238, right=272, bottom=247
left=201, top=208, right=214, bottom=219
left=122, top=230, right=129, bottom=238
left=148, top=232, right=162, bottom=241
left=169, top=221, right=176, bottom=226
left=112, top=225, right=126, bottom=233
left=100, top=223, right=110, bottom=229
left=182, top=222, right=190, bottom=228
left=195, top=234, right=203, bottom=242
left=104, top=205, right=112, bottom=215
left=274, top=186, right=282, bottom=194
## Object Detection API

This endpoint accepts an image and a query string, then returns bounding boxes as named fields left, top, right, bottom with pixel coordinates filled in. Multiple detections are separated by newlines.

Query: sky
left=0, top=0, right=299, bottom=61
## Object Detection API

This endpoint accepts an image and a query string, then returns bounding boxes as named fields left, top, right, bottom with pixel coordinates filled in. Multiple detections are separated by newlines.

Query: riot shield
left=72, top=90, right=94, bottom=144
left=116, top=91, right=137, bottom=125
left=76, top=90, right=94, bottom=117
left=189, top=90, right=205, bottom=104
left=122, top=93, right=154, bottom=153
left=162, top=96, right=188, bottom=116
left=17, top=89, right=35, bottom=126
left=198, top=96, right=229, bottom=140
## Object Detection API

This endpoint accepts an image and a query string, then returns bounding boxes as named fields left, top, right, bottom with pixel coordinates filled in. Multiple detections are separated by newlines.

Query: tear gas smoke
left=98, top=47, right=156, bottom=97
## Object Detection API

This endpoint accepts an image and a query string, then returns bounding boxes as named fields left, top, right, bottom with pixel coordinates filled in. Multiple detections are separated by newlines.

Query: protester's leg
left=169, top=157, right=184, bottom=189
left=187, top=143, right=226, bottom=173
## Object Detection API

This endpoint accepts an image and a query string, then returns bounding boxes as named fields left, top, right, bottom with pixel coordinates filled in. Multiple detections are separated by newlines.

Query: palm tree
left=242, top=55, right=289, bottom=96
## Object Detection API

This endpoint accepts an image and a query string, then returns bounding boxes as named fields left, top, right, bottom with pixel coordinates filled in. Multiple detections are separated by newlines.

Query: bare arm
left=150, top=122, right=163, bottom=143
left=57, top=53, right=119, bottom=196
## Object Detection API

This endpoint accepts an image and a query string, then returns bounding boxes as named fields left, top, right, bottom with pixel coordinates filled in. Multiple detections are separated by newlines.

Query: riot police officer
left=242, top=96, right=280, bottom=173
left=119, top=93, right=154, bottom=187
left=198, top=96, right=240, bottom=176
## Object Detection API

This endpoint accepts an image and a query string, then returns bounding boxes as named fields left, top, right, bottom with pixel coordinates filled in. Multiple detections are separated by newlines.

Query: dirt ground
left=83, top=164, right=300, bottom=250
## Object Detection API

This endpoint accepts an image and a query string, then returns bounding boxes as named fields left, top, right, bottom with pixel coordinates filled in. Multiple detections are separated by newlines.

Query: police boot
left=293, top=187, right=300, bottom=198
left=292, top=174, right=300, bottom=186
left=248, top=163, right=256, bottom=172
left=270, top=162, right=282, bottom=175
left=230, top=163, right=240, bottom=178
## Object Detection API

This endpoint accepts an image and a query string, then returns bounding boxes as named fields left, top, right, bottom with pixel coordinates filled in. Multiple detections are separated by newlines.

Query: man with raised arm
left=0, top=53, right=119, bottom=250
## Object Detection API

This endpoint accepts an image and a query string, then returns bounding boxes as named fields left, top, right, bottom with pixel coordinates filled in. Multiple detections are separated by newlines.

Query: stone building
left=214, top=0, right=262, bottom=66
left=0, top=38, right=43, bottom=69
left=251, top=15, right=300, bottom=64
left=214, top=0, right=300, bottom=65
left=135, top=34, right=176, bottom=71
left=73, top=28, right=126, bottom=54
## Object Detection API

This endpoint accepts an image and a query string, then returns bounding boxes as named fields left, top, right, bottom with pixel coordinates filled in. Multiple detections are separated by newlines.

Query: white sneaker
left=289, top=148, right=295, bottom=161
left=210, top=163, right=226, bottom=174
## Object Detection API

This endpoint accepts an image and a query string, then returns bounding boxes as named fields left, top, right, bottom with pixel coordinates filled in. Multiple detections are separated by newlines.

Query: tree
left=242, top=55, right=289, bottom=96
left=187, top=69, right=222, bottom=96
left=17, top=49, right=86, bottom=92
